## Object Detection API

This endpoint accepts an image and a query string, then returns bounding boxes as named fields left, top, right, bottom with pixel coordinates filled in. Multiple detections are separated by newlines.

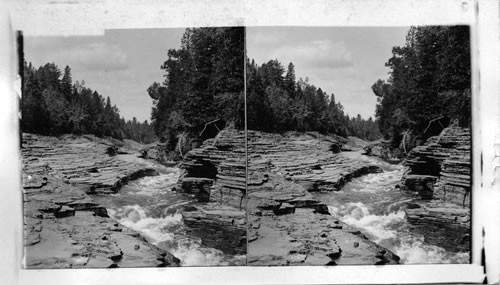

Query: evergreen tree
left=373, top=25, right=471, bottom=146
left=21, top=61, right=156, bottom=144
left=148, top=27, right=244, bottom=150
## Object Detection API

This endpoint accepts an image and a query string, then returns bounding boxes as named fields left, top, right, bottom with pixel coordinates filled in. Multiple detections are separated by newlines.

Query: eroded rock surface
left=177, top=128, right=247, bottom=255
left=23, top=174, right=180, bottom=268
left=401, top=127, right=471, bottom=252
left=22, top=133, right=180, bottom=268
left=22, top=133, right=159, bottom=194
left=182, top=203, right=246, bottom=255
left=246, top=131, right=399, bottom=265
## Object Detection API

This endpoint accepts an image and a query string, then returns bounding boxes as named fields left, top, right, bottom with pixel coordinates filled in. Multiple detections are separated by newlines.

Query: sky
left=24, top=28, right=185, bottom=122
left=24, top=26, right=409, bottom=122
left=246, top=27, right=410, bottom=119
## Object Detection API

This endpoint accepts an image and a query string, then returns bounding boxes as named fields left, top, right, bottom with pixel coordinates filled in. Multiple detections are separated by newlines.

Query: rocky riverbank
left=400, top=127, right=471, bottom=252
left=176, top=128, right=247, bottom=256
left=174, top=128, right=400, bottom=265
left=22, top=133, right=180, bottom=268
left=246, top=131, right=400, bottom=265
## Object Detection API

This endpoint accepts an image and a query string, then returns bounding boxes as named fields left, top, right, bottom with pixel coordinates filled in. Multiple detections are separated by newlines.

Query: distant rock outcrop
left=363, top=139, right=403, bottom=163
left=139, top=142, right=179, bottom=166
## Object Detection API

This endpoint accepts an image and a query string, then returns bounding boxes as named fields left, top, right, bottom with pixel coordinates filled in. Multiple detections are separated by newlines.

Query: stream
left=93, top=155, right=246, bottom=266
left=94, top=152, right=468, bottom=266
left=313, top=152, right=469, bottom=264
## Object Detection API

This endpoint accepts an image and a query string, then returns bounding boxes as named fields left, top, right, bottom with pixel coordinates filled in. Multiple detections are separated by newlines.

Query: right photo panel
left=245, top=26, right=471, bottom=266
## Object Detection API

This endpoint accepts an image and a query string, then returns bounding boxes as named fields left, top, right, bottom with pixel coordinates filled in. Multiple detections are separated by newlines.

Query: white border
left=2, top=0, right=498, bottom=284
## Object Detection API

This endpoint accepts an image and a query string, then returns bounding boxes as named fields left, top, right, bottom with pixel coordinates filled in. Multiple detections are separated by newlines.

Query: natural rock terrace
left=22, top=133, right=180, bottom=268
left=246, top=131, right=400, bottom=265
left=401, top=127, right=471, bottom=252
left=177, top=128, right=247, bottom=256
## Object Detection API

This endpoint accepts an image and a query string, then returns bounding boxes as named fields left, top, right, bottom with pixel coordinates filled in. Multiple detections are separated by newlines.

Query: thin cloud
left=65, top=42, right=129, bottom=71
left=275, top=40, right=353, bottom=70
left=26, top=40, right=130, bottom=71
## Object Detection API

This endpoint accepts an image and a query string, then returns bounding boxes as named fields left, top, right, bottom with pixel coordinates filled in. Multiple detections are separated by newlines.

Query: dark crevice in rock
left=401, top=127, right=471, bottom=253
left=175, top=128, right=247, bottom=255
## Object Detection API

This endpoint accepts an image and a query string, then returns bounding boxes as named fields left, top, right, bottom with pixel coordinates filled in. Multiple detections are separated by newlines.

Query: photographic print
left=246, top=26, right=471, bottom=265
left=20, top=27, right=246, bottom=268
left=5, top=0, right=499, bottom=283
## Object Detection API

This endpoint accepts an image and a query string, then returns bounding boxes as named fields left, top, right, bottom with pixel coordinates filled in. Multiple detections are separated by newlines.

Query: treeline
left=247, top=59, right=381, bottom=140
left=373, top=26, right=471, bottom=147
left=21, top=61, right=157, bottom=144
left=148, top=27, right=244, bottom=152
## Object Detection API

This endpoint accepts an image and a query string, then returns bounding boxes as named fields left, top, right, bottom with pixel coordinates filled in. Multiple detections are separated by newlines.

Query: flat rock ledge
left=22, top=133, right=159, bottom=194
left=246, top=131, right=399, bottom=265
left=23, top=174, right=180, bottom=268
left=22, top=133, right=180, bottom=268
left=401, top=127, right=471, bottom=252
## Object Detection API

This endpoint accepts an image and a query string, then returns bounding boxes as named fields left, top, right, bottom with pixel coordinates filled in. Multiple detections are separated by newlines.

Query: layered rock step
left=177, top=128, right=247, bottom=256
left=247, top=131, right=399, bottom=265
left=248, top=208, right=400, bottom=266
left=22, top=133, right=159, bottom=194
left=23, top=174, right=180, bottom=268
left=403, top=127, right=471, bottom=206
left=401, top=127, right=471, bottom=252
left=179, top=128, right=246, bottom=208
left=404, top=200, right=470, bottom=252
left=182, top=203, right=246, bottom=255
left=21, top=133, right=181, bottom=268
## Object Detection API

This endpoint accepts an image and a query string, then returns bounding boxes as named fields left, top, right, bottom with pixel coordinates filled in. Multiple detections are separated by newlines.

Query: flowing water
left=93, top=155, right=246, bottom=266
left=93, top=152, right=468, bottom=265
left=313, top=152, right=470, bottom=264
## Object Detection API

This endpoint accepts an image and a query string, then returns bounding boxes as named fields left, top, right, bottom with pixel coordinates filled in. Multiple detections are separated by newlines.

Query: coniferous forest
left=20, top=25, right=471, bottom=153
left=147, top=27, right=245, bottom=151
left=147, top=27, right=381, bottom=156
left=21, top=61, right=157, bottom=143
left=246, top=59, right=381, bottom=140
left=372, top=26, right=471, bottom=148
left=20, top=25, right=474, bottom=269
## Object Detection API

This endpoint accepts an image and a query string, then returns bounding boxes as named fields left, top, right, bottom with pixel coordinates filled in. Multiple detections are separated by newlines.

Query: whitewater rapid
left=95, top=153, right=468, bottom=266
left=93, top=156, right=245, bottom=266
left=316, top=153, right=469, bottom=264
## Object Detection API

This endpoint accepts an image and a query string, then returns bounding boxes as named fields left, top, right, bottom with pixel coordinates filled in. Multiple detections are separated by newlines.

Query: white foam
left=345, top=169, right=405, bottom=193
left=123, top=168, right=181, bottom=196
left=394, top=238, right=470, bottom=264
left=329, top=202, right=405, bottom=243
left=108, top=204, right=245, bottom=266
left=109, top=204, right=182, bottom=243
left=171, top=240, right=246, bottom=266
left=328, top=202, right=469, bottom=264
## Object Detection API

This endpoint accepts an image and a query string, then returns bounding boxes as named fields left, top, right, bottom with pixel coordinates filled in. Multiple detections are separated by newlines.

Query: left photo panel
left=20, top=27, right=247, bottom=268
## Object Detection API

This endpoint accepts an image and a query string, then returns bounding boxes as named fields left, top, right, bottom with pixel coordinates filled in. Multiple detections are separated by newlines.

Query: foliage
left=21, top=61, right=157, bottom=144
left=246, top=58, right=382, bottom=141
left=148, top=27, right=244, bottom=149
left=373, top=25, right=471, bottom=146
